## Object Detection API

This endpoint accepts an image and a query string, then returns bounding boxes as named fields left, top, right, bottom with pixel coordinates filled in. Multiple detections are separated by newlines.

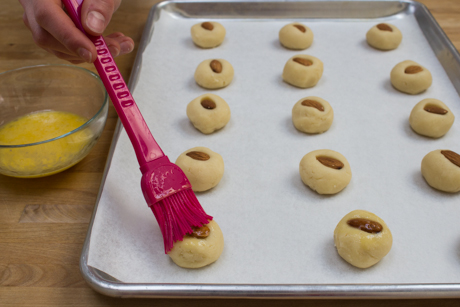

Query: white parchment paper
left=88, top=10, right=460, bottom=284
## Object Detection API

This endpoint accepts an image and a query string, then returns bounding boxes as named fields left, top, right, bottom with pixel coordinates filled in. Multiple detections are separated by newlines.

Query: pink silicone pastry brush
left=62, top=0, right=212, bottom=253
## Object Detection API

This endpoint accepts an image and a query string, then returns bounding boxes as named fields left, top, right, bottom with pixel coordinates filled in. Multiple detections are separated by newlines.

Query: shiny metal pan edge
left=80, top=0, right=460, bottom=299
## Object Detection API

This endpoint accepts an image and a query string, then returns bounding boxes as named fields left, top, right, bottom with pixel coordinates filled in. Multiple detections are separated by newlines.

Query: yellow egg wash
left=0, top=110, right=93, bottom=178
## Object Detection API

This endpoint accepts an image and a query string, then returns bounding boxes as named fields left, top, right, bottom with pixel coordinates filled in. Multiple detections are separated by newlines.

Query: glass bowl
left=0, top=64, right=109, bottom=178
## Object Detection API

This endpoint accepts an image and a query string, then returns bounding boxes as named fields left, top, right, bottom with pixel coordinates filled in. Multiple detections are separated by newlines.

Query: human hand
left=19, top=0, right=134, bottom=64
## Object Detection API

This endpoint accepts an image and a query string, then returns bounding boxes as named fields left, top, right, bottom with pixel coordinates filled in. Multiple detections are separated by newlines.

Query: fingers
left=35, top=0, right=96, bottom=62
left=48, top=49, right=85, bottom=63
left=22, top=12, right=30, bottom=30
left=104, top=32, right=135, bottom=58
left=20, top=0, right=96, bottom=62
left=24, top=13, right=80, bottom=58
left=81, top=0, right=122, bottom=36
left=18, top=0, right=132, bottom=64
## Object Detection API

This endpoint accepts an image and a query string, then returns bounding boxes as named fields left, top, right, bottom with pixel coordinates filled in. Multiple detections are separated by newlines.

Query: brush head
left=149, top=189, right=213, bottom=253
left=140, top=156, right=213, bottom=253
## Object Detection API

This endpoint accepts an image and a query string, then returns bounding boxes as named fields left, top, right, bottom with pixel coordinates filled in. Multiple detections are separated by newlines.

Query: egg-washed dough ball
left=191, top=21, right=226, bottom=48
left=175, top=146, right=224, bottom=192
left=366, top=23, right=402, bottom=50
left=279, top=23, right=314, bottom=50
left=390, top=60, right=432, bottom=94
left=421, top=149, right=460, bottom=193
left=409, top=98, right=455, bottom=138
left=334, top=210, right=393, bottom=269
left=292, top=96, right=334, bottom=134
left=194, top=59, right=234, bottom=89
left=282, top=54, right=323, bottom=88
left=299, top=149, right=352, bottom=195
left=168, top=220, right=224, bottom=269
left=187, top=94, right=231, bottom=134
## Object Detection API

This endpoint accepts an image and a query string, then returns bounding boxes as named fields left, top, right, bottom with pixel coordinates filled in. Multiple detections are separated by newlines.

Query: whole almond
left=347, top=218, right=383, bottom=233
left=293, top=57, right=313, bottom=66
left=201, top=22, right=214, bottom=31
left=187, top=225, right=210, bottom=238
left=441, top=150, right=460, bottom=168
left=293, top=24, right=306, bottom=33
left=376, top=23, right=393, bottom=32
left=424, top=104, right=448, bottom=115
left=210, top=60, right=223, bottom=73
left=316, top=156, right=344, bottom=169
left=186, top=151, right=211, bottom=161
left=201, top=99, right=217, bottom=109
left=405, top=66, right=423, bottom=74
left=301, top=99, right=324, bottom=111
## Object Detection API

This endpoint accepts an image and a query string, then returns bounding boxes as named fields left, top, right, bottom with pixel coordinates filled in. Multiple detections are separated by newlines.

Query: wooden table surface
left=1, top=0, right=460, bottom=306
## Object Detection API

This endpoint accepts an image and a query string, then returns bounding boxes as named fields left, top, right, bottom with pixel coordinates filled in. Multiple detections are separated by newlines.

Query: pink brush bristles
left=63, top=0, right=212, bottom=253
left=140, top=156, right=213, bottom=253
left=149, top=190, right=212, bottom=252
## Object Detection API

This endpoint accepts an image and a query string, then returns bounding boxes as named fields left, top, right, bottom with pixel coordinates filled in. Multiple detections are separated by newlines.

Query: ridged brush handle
left=62, top=0, right=164, bottom=167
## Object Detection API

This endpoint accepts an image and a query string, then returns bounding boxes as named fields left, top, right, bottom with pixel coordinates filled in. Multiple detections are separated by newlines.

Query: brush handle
left=62, top=0, right=164, bottom=167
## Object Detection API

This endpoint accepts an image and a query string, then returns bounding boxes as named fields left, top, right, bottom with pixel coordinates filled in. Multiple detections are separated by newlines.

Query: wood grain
left=19, top=204, right=93, bottom=223
left=0, top=243, right=81, bottom=264
left=1, top=0, right=460, bottom=306
left=0, top=264, right=85, bottom=287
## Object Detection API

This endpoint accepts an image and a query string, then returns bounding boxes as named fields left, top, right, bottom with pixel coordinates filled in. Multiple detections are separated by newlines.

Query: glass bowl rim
left=0, top=64, right=109, bottom=149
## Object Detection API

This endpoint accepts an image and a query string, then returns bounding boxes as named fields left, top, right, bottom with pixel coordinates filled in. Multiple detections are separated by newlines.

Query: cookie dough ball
left=409, top=98, right=455, bottom=138
left=168, top=220, right=224, bottom=269
left=334, top=210, right=393, bottom=269
left=299, top=149, right=352, bottom=194
left=187, top=94, right=231, bottom=134
left=421, top=149, right=460, bottom=193
left=175, top=146, right=224, bottom=192
left=292, top=96, right=334, bottom=134
left=279, top=23, right=314, bottom=50
left=390, top=60, right=432, bottom=94
left=366, top=23, right=402, bottom=50
left=282, top=54, right=323, bottom=88
left=191, top=21, right=226, bottom=48
left=194, top=59, right=234, bottom=89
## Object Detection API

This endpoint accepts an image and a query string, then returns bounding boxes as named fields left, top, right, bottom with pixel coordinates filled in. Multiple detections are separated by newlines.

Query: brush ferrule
left=140, top=156, right=192, bottom=204
left=139, top=156, right=170, bottom=174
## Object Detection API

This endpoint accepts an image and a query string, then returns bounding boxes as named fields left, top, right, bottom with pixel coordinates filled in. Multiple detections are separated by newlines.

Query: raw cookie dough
left=168, top=220, right=224, bottom=269
left=366, top=23, right=402, bottom=50
left=175, top=146, right=224, bottom=192
left=194, top=59, right=234, bottom=89
left=279, top=23, right=314, bottom=50
left=299, top=149, right=352, bottom=194
left=409, top=98, right=455, bottom=138
left=187, top=93, right=231, bottom=134
left=292, top=96, right=334, bottom=134
left=334, top=210, right=393, bottom=269
left=191, top=21, right=226, bottom=48
left=282, top=54, right=323, bottom=88
left=390, top=60, right=432, bottom=94
left=421, top=149, right=460, bottom=193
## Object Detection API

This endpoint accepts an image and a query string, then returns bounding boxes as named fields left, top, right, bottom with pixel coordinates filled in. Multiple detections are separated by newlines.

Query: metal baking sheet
left=80, top=0, right=460, bottom=298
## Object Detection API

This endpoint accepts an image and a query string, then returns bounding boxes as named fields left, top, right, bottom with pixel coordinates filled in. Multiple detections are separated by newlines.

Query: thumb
left=81, top=0, right=118, bottom=36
